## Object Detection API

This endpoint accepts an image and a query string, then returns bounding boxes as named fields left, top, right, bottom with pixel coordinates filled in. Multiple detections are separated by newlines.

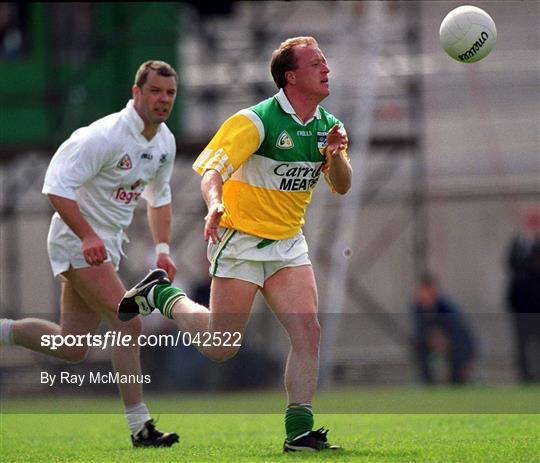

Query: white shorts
left=47, top=213, right=125, bottom=280
left=207, top=227, right=311, bottom=287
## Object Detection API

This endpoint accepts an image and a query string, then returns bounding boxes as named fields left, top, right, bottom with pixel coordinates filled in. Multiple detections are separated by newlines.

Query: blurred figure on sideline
left=505, top=209, right=540, bottom=382
left=412, top=273, right=477, bottom=385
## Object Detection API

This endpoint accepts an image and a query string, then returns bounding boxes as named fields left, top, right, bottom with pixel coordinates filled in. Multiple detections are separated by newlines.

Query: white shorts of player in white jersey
left=47, top=213, right=126, bottom=281
left=207, top=227, right=312, bottom=287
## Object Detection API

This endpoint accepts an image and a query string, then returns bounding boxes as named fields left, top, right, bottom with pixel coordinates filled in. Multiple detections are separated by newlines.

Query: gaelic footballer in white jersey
left=42, top=99, right=175, bottom=275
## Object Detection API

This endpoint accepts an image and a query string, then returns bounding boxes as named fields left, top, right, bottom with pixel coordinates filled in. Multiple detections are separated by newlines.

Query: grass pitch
left=1, top=387, right=538, bottom=462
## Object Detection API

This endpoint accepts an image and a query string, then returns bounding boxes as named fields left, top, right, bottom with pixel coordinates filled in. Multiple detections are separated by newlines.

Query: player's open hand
left=204, top=203, right=225, bottom=244
left=81, top=233, right=107, bottom=266
left=157, top=253, right=177, bottom=281
left=326, top=124, right=348, bottom=157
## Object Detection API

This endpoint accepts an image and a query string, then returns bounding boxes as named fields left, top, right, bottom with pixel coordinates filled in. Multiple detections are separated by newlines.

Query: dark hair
left=134, top=60, right=177, bottom=88
left=270, top=36, right=318, bottom=89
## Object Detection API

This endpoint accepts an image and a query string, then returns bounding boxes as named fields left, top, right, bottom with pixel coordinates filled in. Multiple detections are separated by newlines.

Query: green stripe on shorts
left=210, top=229, right=237, bottom=275
left=257, top=238, right=275, bottom=249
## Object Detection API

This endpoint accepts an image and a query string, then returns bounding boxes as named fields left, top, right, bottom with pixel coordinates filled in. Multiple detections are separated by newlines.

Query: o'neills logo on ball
left=459, top=31, right=490, bottom=61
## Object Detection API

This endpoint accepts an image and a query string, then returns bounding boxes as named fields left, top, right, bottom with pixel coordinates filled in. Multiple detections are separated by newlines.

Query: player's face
left=290, top=45, right=330, bottom=98
left=133, top=71, right=177, bottom=125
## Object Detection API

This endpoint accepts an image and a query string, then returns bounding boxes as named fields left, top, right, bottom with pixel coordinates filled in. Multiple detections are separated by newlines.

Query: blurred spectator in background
left=0, top=3, right=26, bottom=59
left=412, top=273, right=477, bottom=385
left=505, top=209, right=540, bottom=382
left=50, top=3, right=92, bottom=65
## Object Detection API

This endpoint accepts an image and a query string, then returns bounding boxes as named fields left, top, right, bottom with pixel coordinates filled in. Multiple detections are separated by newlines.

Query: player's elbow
left=202, top=168, right=223, bottom=187
left=335, top=183, right=351, bottom=195
left=331, top=167, right=352, bottom=195
left=334, top=178, right=352, bottom=195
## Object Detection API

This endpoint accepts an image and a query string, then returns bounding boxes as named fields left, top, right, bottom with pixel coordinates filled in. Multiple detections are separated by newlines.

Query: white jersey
left=42, top=100, right=176, bottom=233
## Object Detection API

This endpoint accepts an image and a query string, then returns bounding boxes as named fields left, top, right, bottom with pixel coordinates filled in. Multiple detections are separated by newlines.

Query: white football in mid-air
left=439, top=5, right=497, bottom=63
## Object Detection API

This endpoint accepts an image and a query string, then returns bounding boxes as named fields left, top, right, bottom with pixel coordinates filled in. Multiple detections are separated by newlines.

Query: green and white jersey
left=193, top=89, right=349, bottom=240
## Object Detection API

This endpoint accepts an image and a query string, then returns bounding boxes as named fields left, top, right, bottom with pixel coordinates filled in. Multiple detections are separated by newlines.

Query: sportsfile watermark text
left=41, top=330, right=242, bottom=350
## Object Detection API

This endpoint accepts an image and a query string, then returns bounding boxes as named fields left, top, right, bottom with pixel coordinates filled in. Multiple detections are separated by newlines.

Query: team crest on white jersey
left=276, top=131, right=294, bottom=149
left=117, top=154, right=132, bottom=170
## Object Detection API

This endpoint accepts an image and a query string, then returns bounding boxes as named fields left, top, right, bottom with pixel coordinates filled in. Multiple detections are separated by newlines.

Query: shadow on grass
left=261, top=448, right=420, bottom=460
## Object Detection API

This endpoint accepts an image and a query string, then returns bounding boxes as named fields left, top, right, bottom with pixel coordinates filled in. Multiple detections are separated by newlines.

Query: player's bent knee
left=206, top=345, right=241, bottom=363
left=60, top=347, right=90, bottom=364
left=116, top=316, right=142, bottom=337
left=298, top=317, right=321, bottom=339
left=306, top=319, right=321, bottom=352
left=290, top=318, right=321, bottom=354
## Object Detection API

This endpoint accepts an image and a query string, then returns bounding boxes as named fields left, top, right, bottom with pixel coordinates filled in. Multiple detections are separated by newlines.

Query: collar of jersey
left=124, top=99, right=161, bottom=141
left=274, top=89, right=321, bottom=126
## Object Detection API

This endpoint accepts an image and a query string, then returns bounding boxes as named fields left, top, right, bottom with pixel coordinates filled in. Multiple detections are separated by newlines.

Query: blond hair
left=270, top=36, right=319, bottom=89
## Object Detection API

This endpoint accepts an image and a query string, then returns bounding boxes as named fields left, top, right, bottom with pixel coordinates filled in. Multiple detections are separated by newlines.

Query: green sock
left=285, top=403, right=314, bottom=441
left=152, top=284, right=185, bottom=319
